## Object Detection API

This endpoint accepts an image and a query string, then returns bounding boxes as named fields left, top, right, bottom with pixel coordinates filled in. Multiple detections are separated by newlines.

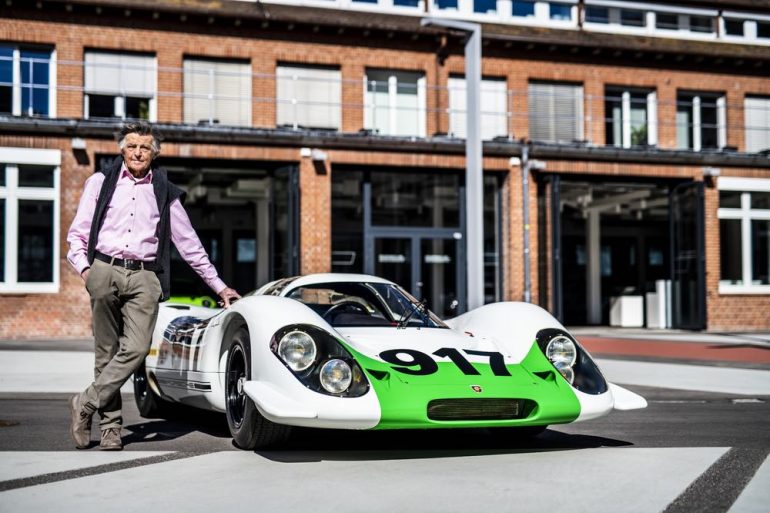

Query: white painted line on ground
left=0, top=351, right=131, bottom=394
left=597, top=359, right=770, bottom=396
left=729, top=454, right=770, bottom=513
left=0, top=451, right=172, bottom=482
left=0, top=448, right=727, bottom=513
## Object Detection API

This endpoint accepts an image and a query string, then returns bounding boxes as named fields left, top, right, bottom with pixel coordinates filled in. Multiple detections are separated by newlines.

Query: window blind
left=183, top=58, right=251, bottom=126
left=528, top=82, right=583, bottom=143
left=276, top=65, right=341, bottom=130
left=84, top=51, right=155, bottom=97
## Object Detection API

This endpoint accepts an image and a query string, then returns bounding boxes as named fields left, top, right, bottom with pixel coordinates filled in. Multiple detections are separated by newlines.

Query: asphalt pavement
left=0, top=330, right=768, bottom=513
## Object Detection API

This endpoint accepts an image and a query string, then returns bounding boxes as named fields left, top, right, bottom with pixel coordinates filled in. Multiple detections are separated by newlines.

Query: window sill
left=718, top=284, right=770, bottom=295
left=0, top=283, right=60, bottom=294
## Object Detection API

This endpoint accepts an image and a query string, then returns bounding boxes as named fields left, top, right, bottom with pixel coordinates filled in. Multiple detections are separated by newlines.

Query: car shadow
left=256, top=427, right=633, bottom=463
left=123, top=409, right=230, bottom=445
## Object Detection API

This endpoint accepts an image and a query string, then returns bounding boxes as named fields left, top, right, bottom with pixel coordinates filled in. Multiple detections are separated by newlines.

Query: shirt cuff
left=209, top=278, right=227, bottom=296
left=71, top=256, right=91, bottom=276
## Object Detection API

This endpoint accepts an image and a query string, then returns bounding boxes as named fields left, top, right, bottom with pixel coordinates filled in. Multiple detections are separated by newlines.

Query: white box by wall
left=610, top=295, right=644, bottom=327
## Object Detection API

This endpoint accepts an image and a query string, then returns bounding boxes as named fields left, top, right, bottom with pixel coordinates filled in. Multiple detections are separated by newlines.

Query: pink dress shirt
left=67, top=165, right=226, bottom=294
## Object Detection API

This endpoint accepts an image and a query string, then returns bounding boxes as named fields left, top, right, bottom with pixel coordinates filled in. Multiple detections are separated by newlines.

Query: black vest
left=86, top=156, right=186, bottom=302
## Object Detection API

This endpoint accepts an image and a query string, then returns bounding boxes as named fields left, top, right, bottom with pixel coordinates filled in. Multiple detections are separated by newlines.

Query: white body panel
left=143, top=274, right=645, bottom=430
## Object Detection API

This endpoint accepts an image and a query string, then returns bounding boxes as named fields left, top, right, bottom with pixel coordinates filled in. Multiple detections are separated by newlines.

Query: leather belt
left=95, top=251, right=158, bottom=272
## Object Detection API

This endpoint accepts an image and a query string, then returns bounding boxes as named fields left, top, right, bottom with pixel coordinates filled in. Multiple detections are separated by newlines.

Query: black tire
left=225, top=326, right=291, bottom=450
left=133, top=361, right=174, bottom=418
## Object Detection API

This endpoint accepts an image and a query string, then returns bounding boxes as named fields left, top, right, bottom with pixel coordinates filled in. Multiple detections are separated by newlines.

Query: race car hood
left=335, top=326, right=516, bottom=363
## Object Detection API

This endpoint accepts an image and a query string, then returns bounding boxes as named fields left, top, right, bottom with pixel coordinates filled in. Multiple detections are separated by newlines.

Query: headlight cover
left=278, top=330, right=317, bottom=371
left=319, top=359, right=352, bottom=394
left=271, top=324, right=369, bottom=397
left=536, top=329, right=607, bottom=395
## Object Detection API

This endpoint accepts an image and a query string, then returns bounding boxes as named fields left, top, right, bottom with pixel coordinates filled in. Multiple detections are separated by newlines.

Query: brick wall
left=1, top=14, right=770, bottom=337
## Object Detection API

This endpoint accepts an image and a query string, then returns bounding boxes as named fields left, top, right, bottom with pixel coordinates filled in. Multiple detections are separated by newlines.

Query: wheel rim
left=135, top=366, right=149, bottom=401
left=227, top=344, right=247, bottom=428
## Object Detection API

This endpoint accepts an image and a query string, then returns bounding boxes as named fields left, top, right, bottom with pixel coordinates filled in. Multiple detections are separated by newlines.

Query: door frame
left=361, top=180, right=467, bottom=314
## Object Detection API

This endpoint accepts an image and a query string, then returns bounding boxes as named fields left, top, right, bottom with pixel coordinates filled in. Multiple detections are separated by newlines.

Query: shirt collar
left=120, top=163, right=153, bottom=184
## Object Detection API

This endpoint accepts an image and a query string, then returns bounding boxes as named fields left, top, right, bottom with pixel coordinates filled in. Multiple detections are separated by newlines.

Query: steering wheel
left=322, top=301, right=368, bottom=320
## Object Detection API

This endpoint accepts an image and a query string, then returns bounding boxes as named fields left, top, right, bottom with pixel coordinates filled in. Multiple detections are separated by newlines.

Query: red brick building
left=1, top=0, right=769, bottom=338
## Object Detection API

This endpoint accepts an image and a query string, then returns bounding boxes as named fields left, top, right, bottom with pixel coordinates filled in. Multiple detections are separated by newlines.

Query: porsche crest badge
left=470, top=385, right=483, bottom=393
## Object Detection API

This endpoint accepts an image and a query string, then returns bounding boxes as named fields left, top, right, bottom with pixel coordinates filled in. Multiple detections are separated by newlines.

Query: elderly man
left=67, top=121, right=240, bottom=450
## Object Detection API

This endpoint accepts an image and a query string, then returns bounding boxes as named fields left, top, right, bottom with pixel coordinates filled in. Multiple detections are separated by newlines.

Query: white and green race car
left=134, top=274, right=646, bottom=449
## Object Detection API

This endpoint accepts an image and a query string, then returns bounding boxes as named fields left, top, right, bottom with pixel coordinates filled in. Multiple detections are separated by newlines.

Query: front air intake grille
left=427, top=399, right=534, bottom=421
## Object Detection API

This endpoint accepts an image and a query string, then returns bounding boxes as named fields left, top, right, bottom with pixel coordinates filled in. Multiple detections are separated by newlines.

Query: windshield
left=285, top=282, right=448, bottom=328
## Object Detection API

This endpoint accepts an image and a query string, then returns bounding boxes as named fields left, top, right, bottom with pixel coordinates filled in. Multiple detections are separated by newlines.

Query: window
left=689, top=15, right=714, bottom=34
left=656, top=13, right=679, bottom=30
left=549, top=3, right=572, bottom=21
left=744, top=96, right=770, bottom=153
left=435, top=0, right=458, bottom=9
left=183, top=57, right=251, bottom=126
left=758, top=22, right=770, bottom=39
left=528, top=81, right=584, bottom=143
left=585, top=6, right=609, bottom=24
left=512, top=1, right=535, bottom=17
left=0, top=148, right=61, bottom=293
left=474, top=0, right=496, bottom=14
left=84, top=51, right=155, bottom=120
left=718, top=178, right=770, bottom=293
left=276, top=64, right=341, bottom=130
left=393, top=0, right=420, bottom=6
left=448, top=76, right=508, bottom=140
left=0, top=45, right=53, bottom=117
left=605, top=87, right=657, bottom=148
left=620, top=9, right=645, bottom=27
left=724, top=19, right=744, bottom=36
left=676, top=92, right=726, bottom=151
left=364, top=69, right=426, bottom=137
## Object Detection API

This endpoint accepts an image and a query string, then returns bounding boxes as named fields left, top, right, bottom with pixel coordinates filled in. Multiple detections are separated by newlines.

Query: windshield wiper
left=397, top=298, right=428, bottom=329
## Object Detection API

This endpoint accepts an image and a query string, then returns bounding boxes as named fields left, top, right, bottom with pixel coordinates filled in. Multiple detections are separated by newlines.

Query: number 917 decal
left=379, top=348, right=511, bottom=377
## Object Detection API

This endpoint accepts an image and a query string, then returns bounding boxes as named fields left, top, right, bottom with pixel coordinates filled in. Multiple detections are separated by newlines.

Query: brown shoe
left=100, top=427, right=123, bottom=451
left=69, top=394, right=92, bottom=449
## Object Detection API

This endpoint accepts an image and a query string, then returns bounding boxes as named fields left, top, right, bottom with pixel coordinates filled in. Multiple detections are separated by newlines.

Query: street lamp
left=420, top=17, right=484, bottom=311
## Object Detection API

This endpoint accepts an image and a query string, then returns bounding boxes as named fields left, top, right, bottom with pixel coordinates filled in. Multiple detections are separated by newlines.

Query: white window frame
left=676, top=92, right=726, bottom=151
left=363, top=69, right=426, bottom=138
left=607, top=88, right=657, bottom=148
left=718, top=177, right=770, bottom=295
left=0, top=45, right=56, bottom=118
left=0, top=148, right=61, bottom=294
left=83, top=51, right=157, bottom=122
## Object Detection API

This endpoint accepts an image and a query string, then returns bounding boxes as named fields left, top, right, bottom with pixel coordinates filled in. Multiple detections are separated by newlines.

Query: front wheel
left=225, top=327, right=291, bottom=450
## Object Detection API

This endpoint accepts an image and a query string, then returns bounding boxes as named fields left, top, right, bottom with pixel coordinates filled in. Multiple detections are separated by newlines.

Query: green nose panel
left=341, top=340, right=581, bottom=430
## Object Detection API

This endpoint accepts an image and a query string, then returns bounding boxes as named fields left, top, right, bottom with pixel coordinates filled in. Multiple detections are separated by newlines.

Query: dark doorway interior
left=557, top=179, right=671, bottom=326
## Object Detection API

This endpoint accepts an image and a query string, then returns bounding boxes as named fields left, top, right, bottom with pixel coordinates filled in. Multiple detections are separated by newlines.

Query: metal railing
left=2, top=54, right=770, bottom=153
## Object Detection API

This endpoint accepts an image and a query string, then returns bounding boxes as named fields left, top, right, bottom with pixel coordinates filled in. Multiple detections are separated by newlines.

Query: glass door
left=371, top=234, right=461, bottom=319
left=374, top=238, right=412, bottom=292
left=670, top=181, right=706, bottom=329
left=419, top=238, right=459, bottom=317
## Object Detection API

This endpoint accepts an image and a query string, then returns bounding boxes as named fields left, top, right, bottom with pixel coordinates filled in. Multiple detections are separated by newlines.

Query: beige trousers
left=81, top=258, right=161, bottom=429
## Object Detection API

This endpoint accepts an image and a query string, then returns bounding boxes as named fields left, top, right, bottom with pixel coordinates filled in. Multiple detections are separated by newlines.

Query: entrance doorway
left=163, top=160, right=298, bottom=297
left=369, top=234, right=464, bottom=318
left=331, top=168, right=503, bottom=319
left=542, top=175, right=705, bottom=329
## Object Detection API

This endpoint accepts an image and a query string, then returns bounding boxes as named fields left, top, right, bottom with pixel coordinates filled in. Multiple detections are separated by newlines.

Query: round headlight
left=545, top=335, right=577, bottom=367
left=278, top=331, right=317, bottom=372
left=554, top=361, right=575, bottom=384
left=319, top=359, right=352, bottom=394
